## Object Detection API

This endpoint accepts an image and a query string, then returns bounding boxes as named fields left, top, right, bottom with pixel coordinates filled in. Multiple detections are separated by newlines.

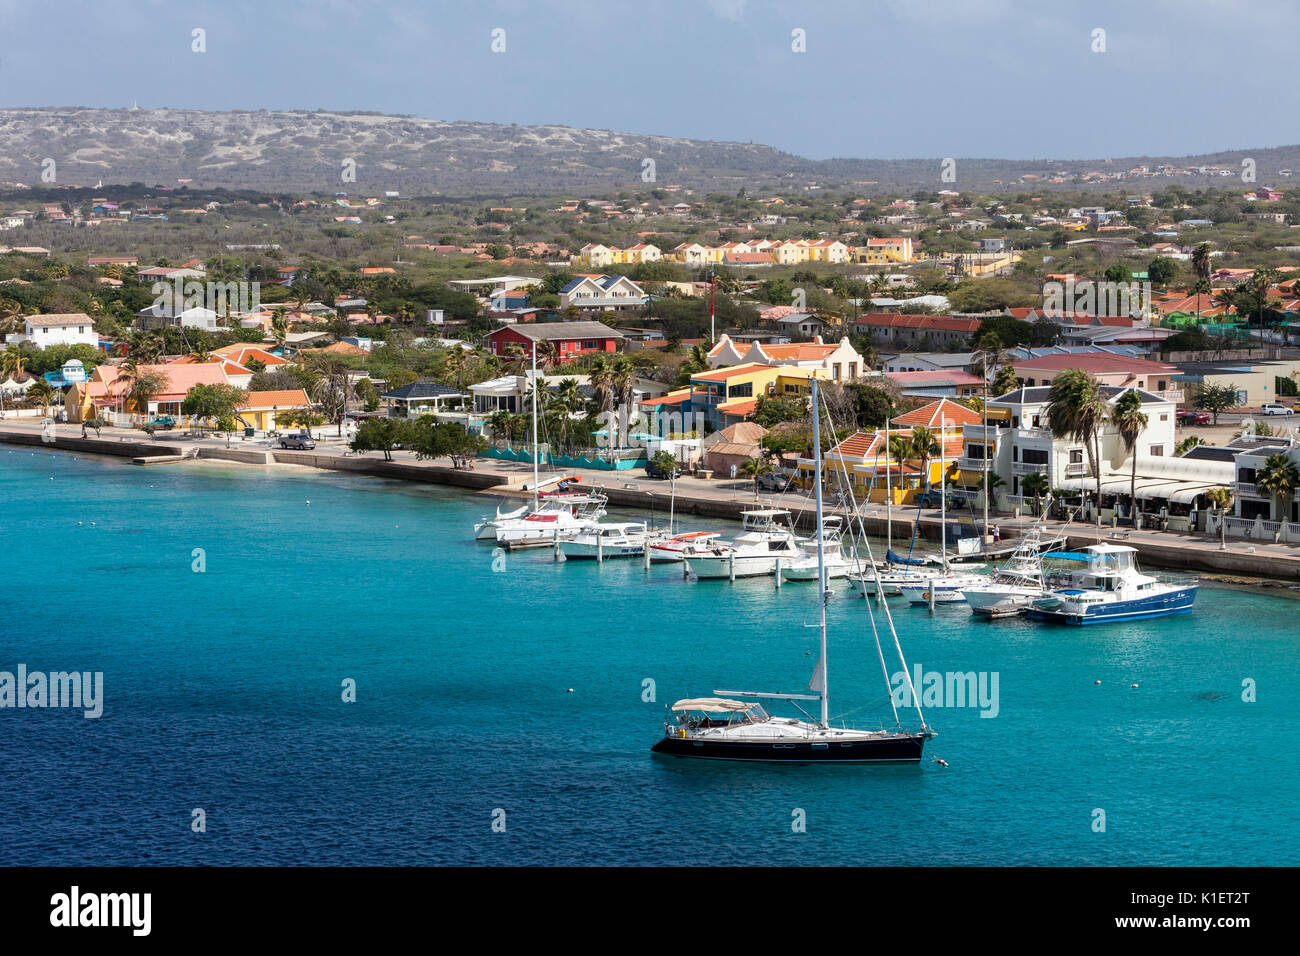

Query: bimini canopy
left=670, top=698, right=752, bottom=713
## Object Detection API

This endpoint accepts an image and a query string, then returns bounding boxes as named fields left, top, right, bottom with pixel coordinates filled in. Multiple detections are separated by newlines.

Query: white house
left=5, top=313, right=98, bottom=349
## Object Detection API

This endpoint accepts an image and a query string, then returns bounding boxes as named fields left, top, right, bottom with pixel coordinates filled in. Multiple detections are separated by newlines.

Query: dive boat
left=559, top=521, right=649, bottom=559
left=1026, top=544, right=1198, bottom=625
left=684, top=508, right=802, bottom=579
left=652, top=380, right=935, bottom=763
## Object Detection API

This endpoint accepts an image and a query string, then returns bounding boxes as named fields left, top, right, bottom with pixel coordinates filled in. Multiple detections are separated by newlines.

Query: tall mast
left=812, top=379, right=829, bottom=728
left=884, top=417, right=892, bottom=553
left=939, top=414, right=947, bottom=571
left=531, top=340, right=539, bottom=510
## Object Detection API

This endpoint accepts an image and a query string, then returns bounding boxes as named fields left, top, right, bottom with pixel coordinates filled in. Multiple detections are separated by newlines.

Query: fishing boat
left=962, top=527, right=1070, bottom=617
left=652, top=380, right=936, bottom=763
left=779, top=517, right=857, bottom=581
left=1026, top=544, right=1198, bottom=625
left=648, top=529, right=725, bottom=562
left=559, top=521, right=649, bottom=560
left=495, top=492, right=608, bottom=548
left=683, top=508, right=802, bottom=579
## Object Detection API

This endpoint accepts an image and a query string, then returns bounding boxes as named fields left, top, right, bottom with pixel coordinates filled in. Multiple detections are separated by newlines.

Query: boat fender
left=1130, top=683, right=1139, bottom=689
left=1094, top=680, right=1102, bottom=685
left=934, top=758, right=948, bottom=767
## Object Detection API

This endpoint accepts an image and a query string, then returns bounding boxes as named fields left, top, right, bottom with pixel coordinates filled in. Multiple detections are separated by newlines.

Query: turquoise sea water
left=1, top=446, right=1298, bottom=866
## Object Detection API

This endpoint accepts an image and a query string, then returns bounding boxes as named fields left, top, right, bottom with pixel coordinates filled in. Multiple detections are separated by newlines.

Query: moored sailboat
left=652, top=379, right=936, bottom=763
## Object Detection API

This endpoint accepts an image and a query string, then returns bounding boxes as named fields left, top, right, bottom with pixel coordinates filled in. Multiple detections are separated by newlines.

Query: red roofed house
left=484, top=321, right=622, bottom=364
left=853, top=313, right=982, bottom=347
left=1007, top=353, right=1181, bottom=401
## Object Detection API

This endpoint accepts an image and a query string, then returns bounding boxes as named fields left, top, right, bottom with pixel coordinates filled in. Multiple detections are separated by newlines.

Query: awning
left=671, top=698, right=752, bottom=713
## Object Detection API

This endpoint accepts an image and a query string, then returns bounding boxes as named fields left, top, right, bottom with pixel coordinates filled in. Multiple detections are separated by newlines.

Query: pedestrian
left=81, top=424, right=87, bottom=439
left=993, top=524, right=1001, bottom=543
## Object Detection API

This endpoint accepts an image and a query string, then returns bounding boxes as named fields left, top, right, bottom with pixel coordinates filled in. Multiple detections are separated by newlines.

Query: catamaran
left=683, top=508, right=802, bottom=579
left=652, top=380, right=936, bottom=763
left=1026, top=544, right=1198, bottom=625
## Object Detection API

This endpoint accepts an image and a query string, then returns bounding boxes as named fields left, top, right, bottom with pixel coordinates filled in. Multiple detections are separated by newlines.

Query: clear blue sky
left=1, top=0, right=1294, bottom=161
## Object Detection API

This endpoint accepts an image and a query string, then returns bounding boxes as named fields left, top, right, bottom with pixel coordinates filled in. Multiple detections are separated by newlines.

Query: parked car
left=1177, top=409, right=1211, bottom=426
left=756, top=471, right=794, bottom=492
left=145, top=415, right=176, bottom=430
left=278, top=434, right=317, bottom=450
left=644, top=458, right=681, bottom=479
left=918, top=490, right=965, bottom=510
left=1260, top=403, right=1293, bottom=416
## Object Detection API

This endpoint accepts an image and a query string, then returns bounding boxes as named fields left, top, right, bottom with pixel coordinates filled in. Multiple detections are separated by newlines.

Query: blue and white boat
left=1026, top=544, right=1197, bottom=625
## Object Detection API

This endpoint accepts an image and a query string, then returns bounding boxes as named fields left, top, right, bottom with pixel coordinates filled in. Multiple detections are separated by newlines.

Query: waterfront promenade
left=4, top=420, right=1300, bottom=583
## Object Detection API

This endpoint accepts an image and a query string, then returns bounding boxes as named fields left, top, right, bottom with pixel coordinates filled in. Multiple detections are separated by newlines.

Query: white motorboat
left=495, top=492, right=608, bottom=548
left=648, top=529, right=725, bottom=562
left=899, top=572, right=988, bottom=605
left=684, top=508, right=803, bottom=579
left=559, top=522, right=649, bottom=560
left=962, top=526, right=1071, bottom=617
left=779, top=517, right=858, bottom=581
left=474, top=492, right=598, bottom=541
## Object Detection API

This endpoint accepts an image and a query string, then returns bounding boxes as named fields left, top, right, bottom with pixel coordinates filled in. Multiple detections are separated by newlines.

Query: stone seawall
left=0, top=431, right=178, bottom=459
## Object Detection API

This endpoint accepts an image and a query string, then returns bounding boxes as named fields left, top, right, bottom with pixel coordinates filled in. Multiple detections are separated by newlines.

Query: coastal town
left=3, top=176, right=1300, bottom=582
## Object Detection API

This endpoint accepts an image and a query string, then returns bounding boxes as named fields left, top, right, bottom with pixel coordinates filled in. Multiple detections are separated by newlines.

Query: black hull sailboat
left=651, top=730, right=931, bottom=763
left=651, top=379, right=936, bottom=766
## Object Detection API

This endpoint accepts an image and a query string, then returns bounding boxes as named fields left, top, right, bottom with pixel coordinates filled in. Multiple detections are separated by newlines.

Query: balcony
left=962, top=424, right=1002, bottom=440
left=1065, top=462, right=1088, bottom=477
left=1013, top=461, right=1048, bottom=476
left=958, top=457, right=991, bottom=472
left=1236, top=482, right=1262, bottom=498
left=1153, top=388, right=1185, bottom=403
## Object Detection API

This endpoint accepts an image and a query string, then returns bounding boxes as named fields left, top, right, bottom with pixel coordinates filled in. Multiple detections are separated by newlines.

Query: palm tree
left=1, top=344, right=26, bottom=380
left=1022, top=471, right=1050, bottom=517
left=1191, top=243, right=1212, bottom=284
left=610, top=356, right=636, bottom=440
left=1257, top=452, right=1300, bottom=524
left=270, top=307, right=289, bottom=348
left=738, top=455, right=773, bottom=500
left=1204, top=486, right=1234, bottom=550
left=301, top=351, right=355, bottom=435
left=907, top=425, right=941, bottom=508
left=486, top=409, right=514, bottom=444
left=992, top=364, right=1019, bottom=396
left=1111, top=389, right=1148, bottom=526
left=1045, top=368, right=1108, bottom=528
left=586, top=354, right=614, bottom=422
left=26, top=378, right=55, bottom=415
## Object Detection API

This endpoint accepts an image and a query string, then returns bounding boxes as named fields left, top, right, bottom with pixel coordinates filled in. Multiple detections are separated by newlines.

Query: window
left=1069, top=449, right=1083, bottom=464
left=832, top=363, right=841, bottom=379
left=1149, top=445, right=1163, bottom=456
left=1022, top=448, right=1049, bottom=465
left=849, top=363, right=857, bottom=378
left=728, top=382, right=753, bottom=399
left=1160, top=413, right=1168, bottom=422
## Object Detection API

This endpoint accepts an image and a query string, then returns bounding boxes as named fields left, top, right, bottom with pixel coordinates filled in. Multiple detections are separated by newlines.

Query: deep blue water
left=1, top=446, right=1297, bottom=865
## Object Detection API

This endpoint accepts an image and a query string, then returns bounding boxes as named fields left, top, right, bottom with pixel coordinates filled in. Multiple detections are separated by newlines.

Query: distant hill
left=1, top=107, right=1297, bottom=195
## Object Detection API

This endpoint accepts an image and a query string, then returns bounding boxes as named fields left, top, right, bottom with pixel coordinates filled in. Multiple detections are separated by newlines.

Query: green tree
left=181, top=383, right=251, bottom=429
left=1021, top=471, right=1050, bottom=517
left=349, top=418, right=412, bottom=461
left=1045, top=368, right=1108, bottom=527
left=1204, top=486, right=1234, bottom=549
left=1148, top=256, right=1180, bottom=286
left=738, top=454, right=773, bottom=500
left=1194, top=383, right=1239, bottom=424
left=992, top=364, right=1019, bottom=396
left=1112, top=390, right=1149, bottom=526
left=1257, top=452, right=1300, bottom=522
